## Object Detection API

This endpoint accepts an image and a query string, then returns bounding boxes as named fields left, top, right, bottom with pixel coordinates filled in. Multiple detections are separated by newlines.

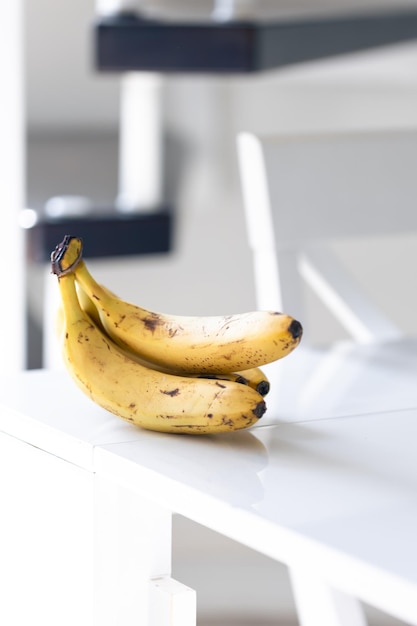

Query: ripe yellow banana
left=77, top=283, right=270, bottom=396
left=61, top=237, right=302, bottom=374
left=52, top=265, right=267, bottom=435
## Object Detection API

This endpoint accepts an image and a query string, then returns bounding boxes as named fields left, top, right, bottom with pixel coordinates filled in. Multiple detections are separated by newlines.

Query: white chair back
left=237, top=129, right=417, bottom=344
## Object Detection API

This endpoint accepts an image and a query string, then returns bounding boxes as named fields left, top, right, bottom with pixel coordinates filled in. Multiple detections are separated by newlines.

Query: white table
left=1, top=338, right=416, bottom=626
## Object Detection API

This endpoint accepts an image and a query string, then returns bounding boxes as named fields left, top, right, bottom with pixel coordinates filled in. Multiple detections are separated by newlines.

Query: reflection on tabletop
left=259, top=337, right=417, bottom=425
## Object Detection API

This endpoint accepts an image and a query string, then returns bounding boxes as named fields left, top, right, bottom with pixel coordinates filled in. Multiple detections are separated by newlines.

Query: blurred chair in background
left=237, top=129, right=417, bottom=345
left=237, top=127, right=417, bottom=626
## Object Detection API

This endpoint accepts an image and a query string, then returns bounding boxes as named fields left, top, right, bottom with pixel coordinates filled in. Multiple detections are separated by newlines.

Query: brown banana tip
left=253, top=400, right=267, bottom=419
left=288, top=319, right=303, bottom=341
left=51, top=235, right=83, bottom=277
left=256, top=381, right=270, bottom=397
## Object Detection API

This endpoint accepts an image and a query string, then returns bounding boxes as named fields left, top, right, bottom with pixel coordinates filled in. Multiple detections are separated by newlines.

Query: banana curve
left=77, top=283, right=266, bottom=391
left=74, top=259, right=303, bottom=374
left=55, top=272, right=267, bottom=434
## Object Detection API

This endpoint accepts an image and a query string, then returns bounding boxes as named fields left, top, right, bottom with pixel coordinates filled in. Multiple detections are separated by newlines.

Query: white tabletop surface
left=1, top=338, right=417, bottom=623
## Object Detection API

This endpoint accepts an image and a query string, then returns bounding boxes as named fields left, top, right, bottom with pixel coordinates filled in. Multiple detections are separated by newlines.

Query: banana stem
left=51, top=235, right=83, bottom=277
left=58, top=273, right=84, bottom=327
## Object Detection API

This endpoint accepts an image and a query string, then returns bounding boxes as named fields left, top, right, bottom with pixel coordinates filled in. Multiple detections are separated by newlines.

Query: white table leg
left=94, top=474, right=196, bottom=626
left=290, top=568, right=367, bottom=626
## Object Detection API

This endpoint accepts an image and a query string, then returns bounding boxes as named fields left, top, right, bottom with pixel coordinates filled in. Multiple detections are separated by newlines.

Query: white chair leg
left=290, top=568, right=367, bottom=626
left=116, top=71, right=163, bottom=212
left=150, top=576, right=196, bottom=626
left=94, top=474, right=196, bottom=626
left=299, top=246, right=402, bottom=343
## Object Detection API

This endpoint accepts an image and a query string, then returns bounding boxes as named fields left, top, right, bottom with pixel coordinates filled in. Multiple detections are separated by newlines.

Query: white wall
left=0, top=1, right=26, bottom=373
left=26, top=0, right=120, bottom=130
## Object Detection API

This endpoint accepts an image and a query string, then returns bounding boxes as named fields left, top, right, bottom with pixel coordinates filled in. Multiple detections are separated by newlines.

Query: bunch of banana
left=75, top=283, right=271, bottom=396
left=51, top=235, right=303, bottom=434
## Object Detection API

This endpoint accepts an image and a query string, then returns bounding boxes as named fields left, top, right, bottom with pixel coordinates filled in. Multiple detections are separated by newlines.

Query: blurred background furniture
left=36, top=0, right=417, bottom=370
left=26, top=0, right=417, bottom=260
left=236, top=128, right=417, bottom=344
left=236, top=128, right=417, bottom=427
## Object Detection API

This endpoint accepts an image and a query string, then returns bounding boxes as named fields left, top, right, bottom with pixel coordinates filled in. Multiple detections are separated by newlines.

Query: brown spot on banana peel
left=171, top=424, right=210, bottom=432
left=78, top=332, right=90, bottom=343
left=197, top=374, right=248, bottom=386
left=161, top=388, right=180, bottom=397
left=142, top=313, right=163, bottom=333
left=114, top=314, right=126, bottom=328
